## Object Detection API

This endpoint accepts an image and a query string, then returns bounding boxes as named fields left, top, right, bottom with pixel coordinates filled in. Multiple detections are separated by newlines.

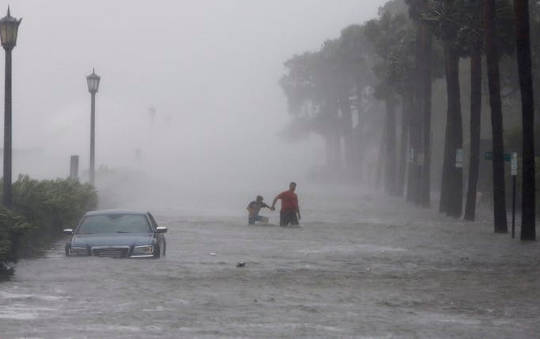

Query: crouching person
left=246, top=195, right=271, bottom=225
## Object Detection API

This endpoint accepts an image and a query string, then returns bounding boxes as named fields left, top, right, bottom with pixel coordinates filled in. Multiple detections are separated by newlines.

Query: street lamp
left=86, top=68, right=100, bottom=185
left=0, top=7, right=21, bottom=208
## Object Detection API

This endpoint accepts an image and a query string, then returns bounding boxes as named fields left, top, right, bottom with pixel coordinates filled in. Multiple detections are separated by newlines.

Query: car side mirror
left=156, top=226, right=167, bottom=233
left=63, top=228, right=74, bottom=235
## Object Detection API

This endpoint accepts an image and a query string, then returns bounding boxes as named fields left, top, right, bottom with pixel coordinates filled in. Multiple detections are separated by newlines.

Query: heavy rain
left=0, top=0, right=538, bottom=338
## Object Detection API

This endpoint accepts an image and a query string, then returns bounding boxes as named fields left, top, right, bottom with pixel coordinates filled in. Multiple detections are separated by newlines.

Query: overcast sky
left=3, top=0, right=387, bottom=189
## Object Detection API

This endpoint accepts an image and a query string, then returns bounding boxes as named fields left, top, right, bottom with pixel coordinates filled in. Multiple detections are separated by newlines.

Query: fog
left=2, top=1, right=386, bottom=207
left=2, top=2, right=539, bottom=336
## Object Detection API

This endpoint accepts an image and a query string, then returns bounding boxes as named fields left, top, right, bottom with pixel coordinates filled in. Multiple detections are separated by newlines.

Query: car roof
left=84, top=209, right=149, bottom=216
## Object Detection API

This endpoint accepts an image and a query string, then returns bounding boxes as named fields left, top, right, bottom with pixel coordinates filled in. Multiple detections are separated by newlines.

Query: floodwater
left=1, top=187, right=540, bottom=338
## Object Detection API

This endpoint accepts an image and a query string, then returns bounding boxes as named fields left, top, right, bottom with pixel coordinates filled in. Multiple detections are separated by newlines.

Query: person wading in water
left=246, top=195, right=271, bottom=225
left=271, top=182, right=300, bottom=226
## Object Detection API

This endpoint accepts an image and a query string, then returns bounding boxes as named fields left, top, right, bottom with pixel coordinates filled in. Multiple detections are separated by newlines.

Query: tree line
left=280, top=0, right=537, bottom=239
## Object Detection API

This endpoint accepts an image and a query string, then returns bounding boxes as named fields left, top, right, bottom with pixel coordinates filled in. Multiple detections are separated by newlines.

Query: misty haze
left=0, top=0, right=539, bottom=338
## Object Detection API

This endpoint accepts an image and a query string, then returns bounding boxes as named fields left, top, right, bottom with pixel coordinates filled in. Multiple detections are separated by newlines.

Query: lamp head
left=0, top=7, right=21, bottom=51
left=86, top=68, right=101, bottom=94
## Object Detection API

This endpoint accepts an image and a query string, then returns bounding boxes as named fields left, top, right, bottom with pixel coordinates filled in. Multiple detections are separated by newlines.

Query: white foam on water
left=0, top=311, right=38, bottom=320
left=83, top=324, right=142, bottom=332
left=0, top=305, right=57, bottom=320
left=234, top=322, right=348, bottom=333
left=297, top=244, right=406, bottom=254
left=416, top=312, right=483, bottom=326
left=0, top=291, right=66, bottom=301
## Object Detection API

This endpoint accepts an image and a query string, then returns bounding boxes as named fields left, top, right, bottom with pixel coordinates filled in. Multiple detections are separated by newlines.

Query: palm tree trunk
left=420, top=24, right=433, bottom=206
left=485, top=0, right=508, bottom=233
left=341, top=96, right=355, bottom=170
left=325, top=134, right=333, bottom=168
left=406, top=117, right=420, bottom=202
left=514, top=0, right=536, bottom=240
left=376, top=123, right=386, bottom=189
left=408, top=22, right=425, bottom=204
left=465, top=52, right=482, bottom=221
left=397, top=99, right=409, bottom=197
left=439, top=44, right=463, bottom=218
left=384, top=96, right=398, bottom=195
left=332, top=131, right=341, bottom=171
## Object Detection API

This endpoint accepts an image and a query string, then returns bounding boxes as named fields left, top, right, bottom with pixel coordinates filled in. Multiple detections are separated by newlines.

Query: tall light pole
left=86, top=69, right=100, bottom=185
left=0, top=7, right=21, bottom=208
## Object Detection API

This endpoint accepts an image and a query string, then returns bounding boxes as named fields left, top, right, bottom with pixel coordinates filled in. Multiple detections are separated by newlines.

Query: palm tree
left=424, top=0, right=464, bottom=218
left=485, top=0, right=508, bottom=233
left=420, top=20, right=433, bottom=207
left=464, top=50, right=483, bottom=221
left=408, top=18, right=425, bottom=204
left=440, top=39, right=464, bottom=218
left=405, top=0, right=437, bottom=206
left=463, top=1, right=485, bottom=221
left=513, top=0, right=536, bottom=240
left=365, top=12, right=411, bottom=195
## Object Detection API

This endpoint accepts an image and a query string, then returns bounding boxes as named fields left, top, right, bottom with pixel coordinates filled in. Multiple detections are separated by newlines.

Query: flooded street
left=1, top=0, right=538, bottom=337
left=1, top=189, right=540, bottom=338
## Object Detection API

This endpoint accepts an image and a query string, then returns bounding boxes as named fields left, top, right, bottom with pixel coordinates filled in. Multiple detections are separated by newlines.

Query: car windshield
left=77, top=214, right=151, bottom=234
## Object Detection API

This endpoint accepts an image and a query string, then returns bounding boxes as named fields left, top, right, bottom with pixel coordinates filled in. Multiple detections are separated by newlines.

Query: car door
left=147, top=212, right=166, bottom=256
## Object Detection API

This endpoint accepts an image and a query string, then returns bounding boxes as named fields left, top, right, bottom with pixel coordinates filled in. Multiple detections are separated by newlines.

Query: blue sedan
left=64, top=210, right=167, bottom=258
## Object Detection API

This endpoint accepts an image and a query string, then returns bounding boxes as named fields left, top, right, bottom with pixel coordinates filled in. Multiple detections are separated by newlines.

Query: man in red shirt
left=271, top=182, right=301, bottom=226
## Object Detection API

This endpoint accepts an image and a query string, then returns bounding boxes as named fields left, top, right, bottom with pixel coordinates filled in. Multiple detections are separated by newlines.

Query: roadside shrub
left=1, top=175, right=97, bottom=275
left=0, top=207, right=34, bottom=260
left=0, top=206, right=34, bottom=277
left=13, top=175, right=97, bottom=229
left=10, top=175, right=97, bottom=257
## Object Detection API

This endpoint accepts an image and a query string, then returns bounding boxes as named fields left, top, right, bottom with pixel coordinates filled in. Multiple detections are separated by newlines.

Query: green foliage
left=366, top=10, right=416, bottom=98
left=1, top=176, right=97, bottom=275
left=280, top=20, right=377, bottom=141
left=0, top=207, right=33, bottom=262
left=12, top=175, right=97, bottom=232
left=364, top=6, right=418, bottom=101
left=422, top=0, right=515, bottom=57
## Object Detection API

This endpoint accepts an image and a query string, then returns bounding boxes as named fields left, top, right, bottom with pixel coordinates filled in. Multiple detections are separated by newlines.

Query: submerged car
left=64, top=210, right=167, bottom=258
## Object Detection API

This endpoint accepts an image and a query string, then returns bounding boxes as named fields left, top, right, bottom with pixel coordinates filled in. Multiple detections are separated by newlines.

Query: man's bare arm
left=271, top=196, right=279, bottom=210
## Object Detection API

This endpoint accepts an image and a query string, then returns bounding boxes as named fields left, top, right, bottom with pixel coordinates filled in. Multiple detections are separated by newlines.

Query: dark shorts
left=280, top=210, right=298, bottom=226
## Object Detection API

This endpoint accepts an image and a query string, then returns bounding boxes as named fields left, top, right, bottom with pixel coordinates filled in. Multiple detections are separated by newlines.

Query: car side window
left=147, top=213, right=158, bottom=230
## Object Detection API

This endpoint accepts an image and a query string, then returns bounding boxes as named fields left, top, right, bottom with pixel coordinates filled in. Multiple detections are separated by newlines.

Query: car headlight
left=132, top=245, right=154, bottom=255
left=70, top=246, right=88, bottom=256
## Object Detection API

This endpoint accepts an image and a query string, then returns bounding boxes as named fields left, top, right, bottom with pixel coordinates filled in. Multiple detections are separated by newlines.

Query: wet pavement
left=1, top=189, right=540, bottom=338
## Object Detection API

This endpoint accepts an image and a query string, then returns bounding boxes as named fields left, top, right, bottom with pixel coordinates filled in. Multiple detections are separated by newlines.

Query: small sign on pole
left=484, top=151, right=512, bottom=161
left=511, top=152, right=518, bottom=176
left=409, top=148, right=415, bottom=163
left=455, top=148, right=463, bottom=168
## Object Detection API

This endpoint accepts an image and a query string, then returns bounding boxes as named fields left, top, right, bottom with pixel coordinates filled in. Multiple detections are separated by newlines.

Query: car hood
left=71, top=233, right=154, bottom=248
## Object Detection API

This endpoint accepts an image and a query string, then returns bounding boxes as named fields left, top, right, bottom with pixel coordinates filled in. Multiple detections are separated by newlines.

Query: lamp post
left=86, top=69, right=100, bottom=185
left=0, top=7, right=21, bottom=208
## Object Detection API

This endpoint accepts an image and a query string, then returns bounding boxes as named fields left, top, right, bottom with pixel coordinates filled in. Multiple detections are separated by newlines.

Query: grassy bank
left=0, top=175, right=97, bottom=277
